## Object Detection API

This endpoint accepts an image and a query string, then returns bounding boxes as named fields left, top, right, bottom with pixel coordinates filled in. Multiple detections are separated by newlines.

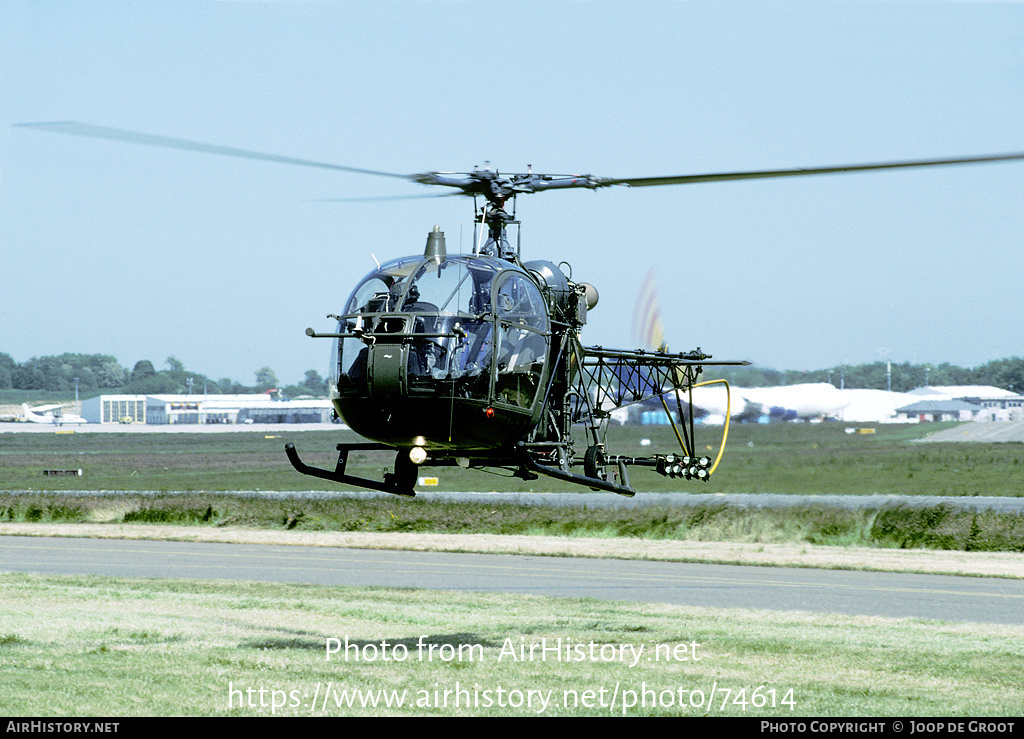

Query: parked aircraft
left=686, top=382, right=850, bottom=423
left=732, top=383, right=851, bottom=421
left=22, top=403, right=88, bottom=425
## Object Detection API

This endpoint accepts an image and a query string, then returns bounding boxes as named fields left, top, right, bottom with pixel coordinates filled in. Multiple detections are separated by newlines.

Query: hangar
left=894, top=399, right=982, bottom=423
left=81, top=394, right=334, bottom=425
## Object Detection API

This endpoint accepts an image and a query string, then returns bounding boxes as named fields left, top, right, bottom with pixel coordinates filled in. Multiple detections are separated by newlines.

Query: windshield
left=345, top=256, right=501, bottom=318
left=335, top=255, right=550, bottom=410
left=344, top=256, right=421, bottom=314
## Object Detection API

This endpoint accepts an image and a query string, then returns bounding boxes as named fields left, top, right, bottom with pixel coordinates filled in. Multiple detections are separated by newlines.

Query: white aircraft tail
left=22, top=403, right=54, bottom=423
left=22, top=403, right=87, bottom=425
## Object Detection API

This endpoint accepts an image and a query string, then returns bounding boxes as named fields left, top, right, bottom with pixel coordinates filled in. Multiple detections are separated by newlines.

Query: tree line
left=0, top=353, right=328, bottom=398
left=5, top=351, right=1024, bottom=399
left=706, top=357, right=1024, bottom=394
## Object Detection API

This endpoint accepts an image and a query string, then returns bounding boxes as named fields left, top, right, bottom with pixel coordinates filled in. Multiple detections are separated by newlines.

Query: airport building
left=894, top=399, right=982, bottom=423
left=902, top=386, right=1024, bottom=423
left=81, top=394, right=334, bottom=425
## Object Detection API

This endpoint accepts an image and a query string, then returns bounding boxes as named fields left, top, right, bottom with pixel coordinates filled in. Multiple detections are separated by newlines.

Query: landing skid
left=286, top=439, right=708, bottom=497
left=285, top=442, right=416, bottom=497
left=515, top=442, right=636, bottom=497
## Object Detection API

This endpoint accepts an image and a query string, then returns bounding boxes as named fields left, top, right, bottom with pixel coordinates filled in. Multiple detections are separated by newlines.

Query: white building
left=907, top=386, right=1024, bottom=423
left=81, top=394, right=334, bottom=425
left=894, top=399, right=983, bottom=423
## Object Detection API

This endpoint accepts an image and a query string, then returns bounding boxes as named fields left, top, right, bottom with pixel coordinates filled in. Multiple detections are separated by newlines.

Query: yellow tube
left=659, top=394, right=690, bottom=457
left=692, top=379, right=732, bottom=475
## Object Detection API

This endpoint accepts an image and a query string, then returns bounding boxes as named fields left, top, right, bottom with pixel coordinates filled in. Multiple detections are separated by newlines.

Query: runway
left=3, top=535, right=1023, bottom=625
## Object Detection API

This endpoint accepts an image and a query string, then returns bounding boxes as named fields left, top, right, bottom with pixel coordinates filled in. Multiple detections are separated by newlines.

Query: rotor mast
left=475, top=195, right=519, bottom=261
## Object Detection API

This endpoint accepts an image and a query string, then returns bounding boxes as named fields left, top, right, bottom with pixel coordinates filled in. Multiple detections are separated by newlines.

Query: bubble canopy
left=330, top=254, right=552, bottom=450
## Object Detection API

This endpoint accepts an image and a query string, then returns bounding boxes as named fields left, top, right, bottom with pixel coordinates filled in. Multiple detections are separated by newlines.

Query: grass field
left=3, top=420, right=1022, bottom=496
left=3, top=422, right=1024, bottom=552
left=2, top=573, right=1023, bottom=717
left=2, top=422, right=1023, bottom=717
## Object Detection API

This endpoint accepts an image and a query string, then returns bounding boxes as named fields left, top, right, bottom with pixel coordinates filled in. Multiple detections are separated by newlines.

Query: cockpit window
left=407, top=258, right=499, bottom=315
left=344, top=256, right=421, bottom=314
left=345, top=256, right=504, bottom=317
left=495, top=273, right=547, bottom=329
left=335, top=256, right=550, bottom=411
left=492, top=272, right=548, bottom=407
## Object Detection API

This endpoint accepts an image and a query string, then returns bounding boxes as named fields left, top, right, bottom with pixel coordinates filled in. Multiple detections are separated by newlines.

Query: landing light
left=409, top=446, right=427, bottom=465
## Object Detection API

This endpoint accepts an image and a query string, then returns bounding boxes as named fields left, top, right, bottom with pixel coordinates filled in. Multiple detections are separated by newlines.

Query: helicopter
left=16, top=122, right=1024, bottom=496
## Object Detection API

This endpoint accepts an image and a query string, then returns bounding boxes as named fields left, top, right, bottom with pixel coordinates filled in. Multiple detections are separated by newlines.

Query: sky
left=2, top=0, right=1023, bottom=386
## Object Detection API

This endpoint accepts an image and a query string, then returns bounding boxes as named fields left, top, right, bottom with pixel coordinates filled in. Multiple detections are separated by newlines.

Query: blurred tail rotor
left=633, top=268, right=668, bottom=353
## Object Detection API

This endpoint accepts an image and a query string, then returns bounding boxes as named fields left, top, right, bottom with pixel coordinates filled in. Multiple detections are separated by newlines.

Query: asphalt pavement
left=3, top=535, right=1023, bottom=625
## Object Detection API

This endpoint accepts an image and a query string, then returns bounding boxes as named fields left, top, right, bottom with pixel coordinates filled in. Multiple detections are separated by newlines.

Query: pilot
left=404, top=284, right=448, bottom=376
left=494, top=326, right=545, bottom=407
left=458, top=320, right=493, bottom=375
left=386, top=281, right=406, bottom=311
left=402, top=284, right=421, bottom=310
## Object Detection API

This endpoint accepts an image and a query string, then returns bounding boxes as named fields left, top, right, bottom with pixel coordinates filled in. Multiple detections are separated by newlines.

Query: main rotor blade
left=598, top=152, right=1024, bottom=188
left=15, top=121, right=411, bottom=180
left=313, top=192, right=465, bottom=203
left=18, top=120, right=1023, bottom=200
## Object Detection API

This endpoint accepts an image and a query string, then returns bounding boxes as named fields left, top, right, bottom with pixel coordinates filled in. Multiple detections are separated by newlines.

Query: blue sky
left=2, top=1, right=1023, bottom=386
